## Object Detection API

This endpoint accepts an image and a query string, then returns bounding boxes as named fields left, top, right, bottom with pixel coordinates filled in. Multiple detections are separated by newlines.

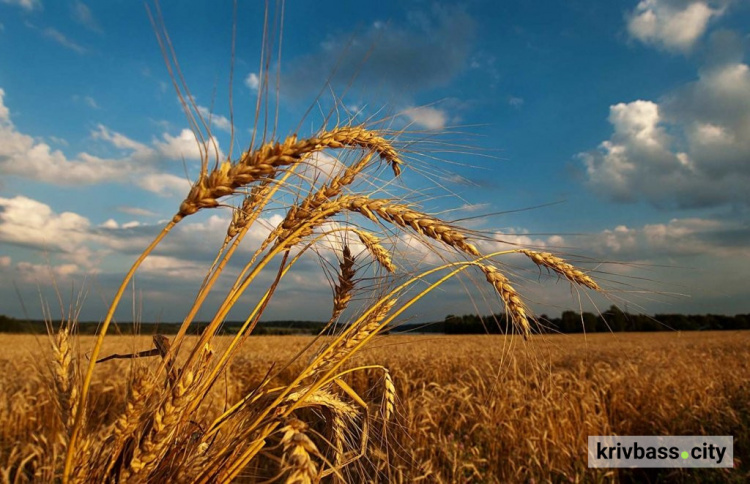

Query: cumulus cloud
left=14, top=261, right=80, bottom=284
left=586, top=217, right=750, bottom=259
left=626, top=0, right=729, bottom=52
left=136, top=173, right=191, bottom=197
left=580, top=58, right=750, bottom=208
left=0, top=102, right=131, bottom=184
left=245, top=73, right=260, bottom=91
left=0, top=88, right=221, bottom=193
left=0, top=196, right=92, bottom=253
left=401, top=106, right=448, bottom=130
left=153, top=128, right=223, bottom=161
left=196, top=105, right=232, bottom=133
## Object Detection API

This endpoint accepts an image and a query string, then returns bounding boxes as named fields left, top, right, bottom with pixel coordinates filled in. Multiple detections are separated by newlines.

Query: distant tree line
left=428, top=306, right=750, bottom=334
left=3, top=308, right=749, bottom=335
left=0, top=314, right=327, bottom=335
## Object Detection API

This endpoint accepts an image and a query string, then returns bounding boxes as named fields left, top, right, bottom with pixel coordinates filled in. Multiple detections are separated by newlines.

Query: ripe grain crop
left=1, top=333, right=748, bottom=482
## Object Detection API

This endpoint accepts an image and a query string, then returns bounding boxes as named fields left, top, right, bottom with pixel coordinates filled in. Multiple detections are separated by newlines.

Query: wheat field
left=1, top=331, right=748, bottom=482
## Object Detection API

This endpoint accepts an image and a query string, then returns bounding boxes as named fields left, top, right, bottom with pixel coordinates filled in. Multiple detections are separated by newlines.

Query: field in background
left=2, top=331, right=748, bottom=482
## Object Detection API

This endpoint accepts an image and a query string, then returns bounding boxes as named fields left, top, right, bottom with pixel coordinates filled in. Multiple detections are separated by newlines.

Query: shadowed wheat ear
left=52, top=327, right=78, bottom=437
left=354, top=229, right=396, bottom=273
left=382, top=369, right=395, bottom=421
left=308, top=299, right=396, bottom=379
left=274, top=153, right=375, bottom=249
left=280, top=418, right=321, bottom=484
left=332, top=246, right=356, bottom=321
left=519, top=249, right=600, bottom=291
left=175, top=126, right=403, bottom=222
left=226, top=183, right=272, bottom=241
left=122, top=344, right=214, bottom=480
left=477, top=264, right=531, bottom=337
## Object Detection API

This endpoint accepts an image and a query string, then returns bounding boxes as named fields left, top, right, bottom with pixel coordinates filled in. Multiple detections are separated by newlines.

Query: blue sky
left=1, top=0, right=749, bottom=323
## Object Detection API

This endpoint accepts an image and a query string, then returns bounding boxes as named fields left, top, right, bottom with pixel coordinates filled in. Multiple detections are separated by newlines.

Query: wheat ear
left=176, top=126, right=402, bottom=221
left=332, top=246, right=356, bottom=321
left=382, top=369, right=396, bottom=421
left=477, top=264, right=531, bottom=337
left=124, top=344, right=213, bottom=480
left=280, top=419, right=320, bottom=484
left=519, top=249, right=600, bottom=290
left=52, top=327, right=78, bottom=437
left=353, top=229, right=396, bottom=273
left=346, top=197, right=480, bottom=256
left=309, top=299, right=396, bottom=378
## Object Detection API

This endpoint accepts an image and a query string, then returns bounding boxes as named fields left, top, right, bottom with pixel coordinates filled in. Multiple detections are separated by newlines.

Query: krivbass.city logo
left=588, top=436, right=733, bottom=468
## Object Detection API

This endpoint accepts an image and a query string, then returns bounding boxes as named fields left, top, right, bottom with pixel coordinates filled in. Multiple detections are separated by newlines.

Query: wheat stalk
left=308, top=299, right=396, bottom=379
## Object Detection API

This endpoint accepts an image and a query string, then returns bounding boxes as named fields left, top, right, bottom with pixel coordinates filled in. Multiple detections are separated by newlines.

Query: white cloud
left=71, top=1, right=102, bottom=33
left=14, top=261, right=80, bottom=284
left=154, top=128, right=224, bottom=161
left=0, top=88, right=9, bottom=121
left=0, top=88, right=220, bottom=194
left=0, top=114, right=131, bottom=184
left=116, top=206, right=157, bottom=217
left=136, top=172, right=191, bottom=197
left=84, top=96, right=98, bottom=109
left=401, top=106, right=448, bottom=130
left=92, top=124, right=151, bottom=154
left=508, top=96, right=524, bottom=107
left=580, top=60, right=750, bottom=208
left=245, top=72, right=260, bottom=91
left=0, top=196, right=93, bottom=258
left=626, top=0, right=728, bottom=52
left=196, top=105, right=232, bottom=132
left=139, top=255, right=208, bottom=280
left=1, top=0, right=41, bottom=11
left=585, top=217, right=750, bottom=259
left=42, top=27, right=86, bottom=54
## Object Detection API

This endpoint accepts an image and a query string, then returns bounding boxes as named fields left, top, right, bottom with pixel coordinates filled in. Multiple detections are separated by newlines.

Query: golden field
left=1, top=330, right=748, bottom=482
